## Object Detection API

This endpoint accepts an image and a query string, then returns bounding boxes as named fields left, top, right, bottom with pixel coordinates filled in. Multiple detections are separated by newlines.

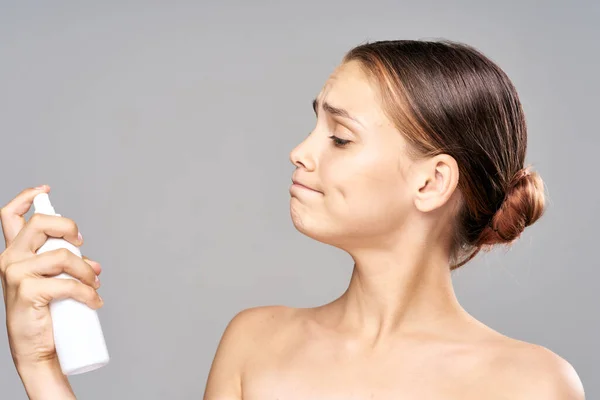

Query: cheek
left=323, top=149, right=403, bottom=217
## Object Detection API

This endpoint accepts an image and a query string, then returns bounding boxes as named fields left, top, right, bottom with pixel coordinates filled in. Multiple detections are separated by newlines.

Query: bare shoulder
left=226, top=304, right=299, bottom=336
left=204, top=305, right=298, bottom=399
left=487, top=337, right=585, bottom=399
left=212, top=304, right=298, bottom=356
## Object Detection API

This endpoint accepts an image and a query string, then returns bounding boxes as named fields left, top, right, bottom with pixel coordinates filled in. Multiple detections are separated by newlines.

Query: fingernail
left=34, top=185, right=46, bottom=190
left=98, top=295, right=103, bottom=304
left=77, top=231, right=83, bottom=242
left=94, top=275, right=100, bottom=287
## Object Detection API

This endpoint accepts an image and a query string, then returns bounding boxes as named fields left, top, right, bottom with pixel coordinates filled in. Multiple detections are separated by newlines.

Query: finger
left=18, top=276, right=103, bottom=310
left=82, top=256, right=102, bottom=276
left=6, top=248, right=99, bottom=290
left=0, top=185, right=51, bottom=248
left=11, top=213, right=82, bottom=255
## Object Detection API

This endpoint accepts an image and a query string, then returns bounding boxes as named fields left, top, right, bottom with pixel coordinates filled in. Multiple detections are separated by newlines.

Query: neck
left=324, top=236, right=467, bottom=343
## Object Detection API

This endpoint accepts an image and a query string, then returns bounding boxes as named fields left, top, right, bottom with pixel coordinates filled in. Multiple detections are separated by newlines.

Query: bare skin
left=207, top=304, right=583, bottom=399
left=0, top=62, right=584, bottom=398
left=204, top=61, right=585, bottom=399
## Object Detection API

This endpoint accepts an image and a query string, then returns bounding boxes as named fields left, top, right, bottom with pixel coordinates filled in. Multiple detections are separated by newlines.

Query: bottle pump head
left=33, top=193, right=56, bottom=215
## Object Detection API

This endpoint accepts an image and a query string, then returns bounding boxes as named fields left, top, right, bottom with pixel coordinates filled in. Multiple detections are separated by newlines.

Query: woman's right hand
left=0, top=185, right=103, bottom=372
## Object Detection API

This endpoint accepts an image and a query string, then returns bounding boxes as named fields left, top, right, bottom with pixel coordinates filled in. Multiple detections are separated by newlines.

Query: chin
left=289, top=202, right=397, bottom=252
left=289, top=204, right=352, bottom=248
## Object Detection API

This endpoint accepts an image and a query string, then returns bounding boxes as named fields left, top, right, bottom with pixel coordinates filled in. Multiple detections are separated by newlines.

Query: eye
left=329, top=135, right=351, bottom=148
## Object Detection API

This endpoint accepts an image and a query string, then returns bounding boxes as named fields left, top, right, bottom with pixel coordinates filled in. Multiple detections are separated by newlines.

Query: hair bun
left=486, top=166, right=546, bottom=244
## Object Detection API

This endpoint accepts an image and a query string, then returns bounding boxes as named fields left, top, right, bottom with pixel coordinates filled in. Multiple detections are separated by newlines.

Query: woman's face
left=289, top=60, right=418, bottom=250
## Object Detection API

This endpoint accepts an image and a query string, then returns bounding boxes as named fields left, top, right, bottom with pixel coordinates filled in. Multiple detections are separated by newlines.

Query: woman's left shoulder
left=486, top=337, right=585, bottom=399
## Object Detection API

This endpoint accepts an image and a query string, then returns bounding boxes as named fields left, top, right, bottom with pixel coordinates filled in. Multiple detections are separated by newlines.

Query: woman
left=0, top=40, right=585, bottom=399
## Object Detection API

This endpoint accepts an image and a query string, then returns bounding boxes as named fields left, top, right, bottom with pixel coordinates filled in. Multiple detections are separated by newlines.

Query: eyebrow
left=312, top=98, right=363, bottom=128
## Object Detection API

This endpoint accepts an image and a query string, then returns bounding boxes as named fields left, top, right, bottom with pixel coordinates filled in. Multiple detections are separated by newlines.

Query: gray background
left=0, top=1, right=598, bottom=398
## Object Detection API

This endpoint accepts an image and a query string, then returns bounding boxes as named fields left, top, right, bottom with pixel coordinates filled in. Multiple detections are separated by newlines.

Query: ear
left=413, top=154, right=459, bottom=213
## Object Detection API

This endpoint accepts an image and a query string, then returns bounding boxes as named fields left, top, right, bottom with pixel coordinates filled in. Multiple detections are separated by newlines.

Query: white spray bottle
left=33, top=192, right=110, bottom=375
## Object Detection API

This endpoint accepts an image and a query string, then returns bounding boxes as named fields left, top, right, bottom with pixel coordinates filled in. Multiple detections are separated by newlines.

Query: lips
left=291, top=178, right=320, bottom=193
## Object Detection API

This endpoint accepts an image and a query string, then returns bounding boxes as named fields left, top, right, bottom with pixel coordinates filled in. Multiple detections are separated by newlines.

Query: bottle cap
left=33, top=193, right=56, bottom=215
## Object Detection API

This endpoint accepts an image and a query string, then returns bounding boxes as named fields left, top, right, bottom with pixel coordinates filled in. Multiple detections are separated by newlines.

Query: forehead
left=317, top=61, right=390, bottom=129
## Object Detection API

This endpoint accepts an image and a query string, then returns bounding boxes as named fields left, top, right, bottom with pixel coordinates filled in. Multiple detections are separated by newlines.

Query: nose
left=289, top=133, right=317, bottom=171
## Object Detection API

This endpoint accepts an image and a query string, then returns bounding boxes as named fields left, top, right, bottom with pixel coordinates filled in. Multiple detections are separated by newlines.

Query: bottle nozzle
left=33, top=193, right=56, bottom=215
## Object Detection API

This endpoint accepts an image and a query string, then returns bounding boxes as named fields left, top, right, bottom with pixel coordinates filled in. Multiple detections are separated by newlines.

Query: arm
left=535, top=356, right=585, bottom=399
left=16, top=358, right=76, bottom=400
left=203, top=307, right=263, bottom=400
left=512, top=345, right=585, bottom=400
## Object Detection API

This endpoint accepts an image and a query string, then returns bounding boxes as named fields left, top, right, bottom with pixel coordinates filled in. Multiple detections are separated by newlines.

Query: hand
left=0, top=185, right=103, bottom=371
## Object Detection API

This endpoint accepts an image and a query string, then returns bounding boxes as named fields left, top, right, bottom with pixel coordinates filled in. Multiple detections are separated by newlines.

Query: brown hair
left=343, top=39, right=546, bottom=269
